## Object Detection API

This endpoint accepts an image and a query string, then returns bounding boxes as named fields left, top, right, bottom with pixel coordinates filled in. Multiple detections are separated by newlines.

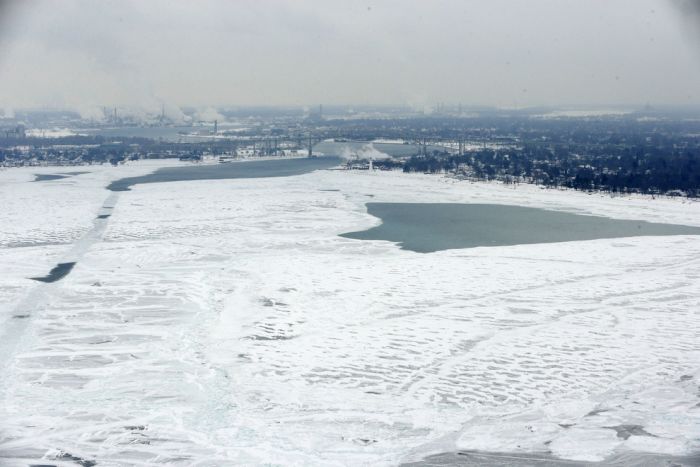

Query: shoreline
left=5, top=152, right=699, bottom=204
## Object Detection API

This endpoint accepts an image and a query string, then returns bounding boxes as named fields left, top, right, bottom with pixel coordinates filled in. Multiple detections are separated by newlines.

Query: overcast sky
left=1, top=0, right=700, bottom=116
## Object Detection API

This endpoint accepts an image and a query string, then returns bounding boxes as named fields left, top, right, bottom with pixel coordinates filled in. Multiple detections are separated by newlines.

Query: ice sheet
left=1, top=164, right=699, bottom=465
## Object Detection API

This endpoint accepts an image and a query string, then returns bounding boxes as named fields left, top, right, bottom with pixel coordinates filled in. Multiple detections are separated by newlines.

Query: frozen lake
left=1, top=163, right=699, bottom=466
left=342, top=202, right=700, bottom=252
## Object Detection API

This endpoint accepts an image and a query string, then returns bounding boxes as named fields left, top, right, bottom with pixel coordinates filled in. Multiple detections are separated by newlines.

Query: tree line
left=399, top=145, right=700, bottom=197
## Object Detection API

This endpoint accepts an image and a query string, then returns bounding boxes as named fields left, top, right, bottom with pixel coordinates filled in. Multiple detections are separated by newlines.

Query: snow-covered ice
left=1, top=161, right=699, bottom=466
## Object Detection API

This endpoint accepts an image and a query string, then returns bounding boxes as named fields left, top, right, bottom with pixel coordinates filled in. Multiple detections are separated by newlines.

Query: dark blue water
left=108, top=156, right=342, bottom=191
left=30, top=262, right=76, bottom=283
left=34, top=172, right=88, bottom=182
left=341, top=203, right=700, bottom=252
left=34, top=174, right=68, bottom=182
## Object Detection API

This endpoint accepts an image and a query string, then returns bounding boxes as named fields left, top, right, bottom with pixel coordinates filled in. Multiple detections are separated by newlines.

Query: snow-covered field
left=1, top=161, right=699, bottom=466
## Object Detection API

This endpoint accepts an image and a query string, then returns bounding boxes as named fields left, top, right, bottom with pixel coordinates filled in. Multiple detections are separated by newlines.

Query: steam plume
left=339, top=143, right=391, bottom=161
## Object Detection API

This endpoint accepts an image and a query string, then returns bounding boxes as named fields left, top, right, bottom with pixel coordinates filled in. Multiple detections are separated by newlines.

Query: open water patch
left=107, top=156, right=341, bottom=191
left=341, top=203, right=700, bottom=253
left=33, top=172, right=88, bottom=182
left=34, top=174, right=68, bottom=182
left=30, top=262, right=77, bottom=283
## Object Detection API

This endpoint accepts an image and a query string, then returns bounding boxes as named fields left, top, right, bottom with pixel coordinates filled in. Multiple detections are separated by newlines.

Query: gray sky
left=1, top=0, right=699, bottom=116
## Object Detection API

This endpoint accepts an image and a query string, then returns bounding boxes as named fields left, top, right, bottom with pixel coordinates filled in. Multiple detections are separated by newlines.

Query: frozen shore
left=0, top=162, right=699, bottom=465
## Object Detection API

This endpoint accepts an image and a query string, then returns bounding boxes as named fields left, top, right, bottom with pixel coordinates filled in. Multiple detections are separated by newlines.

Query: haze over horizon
left=1, top=0, right=700, bottom=118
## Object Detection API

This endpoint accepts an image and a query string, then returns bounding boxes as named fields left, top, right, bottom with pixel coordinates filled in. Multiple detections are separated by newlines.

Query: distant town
left=2, top=105, right=699, bottom=198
